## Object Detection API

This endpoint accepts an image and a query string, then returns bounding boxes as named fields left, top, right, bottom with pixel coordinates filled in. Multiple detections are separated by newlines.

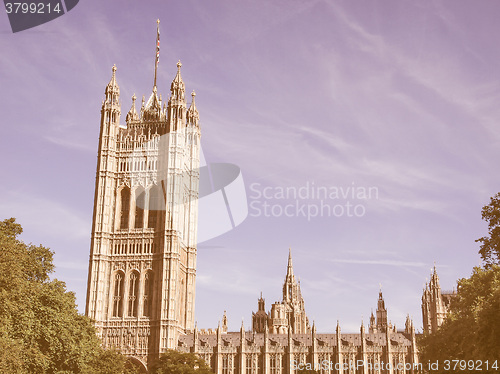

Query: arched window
left=120, top=187, right=130, bottom=230
left=148, top=185, right=162, bottom=229
left=135, top=188, right=145, bottom=229
left=143, top=271, right=153, bottom=317
left=270, top=355, right=277, bottom=374
left=112, top=272, right=124, bottom=317
left=128, top=272, right=139, bottom=317
left=222, top=356, right=229, bottom=374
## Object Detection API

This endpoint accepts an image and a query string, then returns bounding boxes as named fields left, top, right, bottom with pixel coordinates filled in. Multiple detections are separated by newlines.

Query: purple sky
left=2, top=0, right=500, bottom=333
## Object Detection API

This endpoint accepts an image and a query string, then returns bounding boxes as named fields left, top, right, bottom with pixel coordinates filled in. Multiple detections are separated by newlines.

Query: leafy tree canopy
left=419, top=266, right=500, bottom=373
left=477, top=192, right=500, bottom=265
left=0, top=218, right=136, bottom=373
left=149, top=350, right=212, bottom=374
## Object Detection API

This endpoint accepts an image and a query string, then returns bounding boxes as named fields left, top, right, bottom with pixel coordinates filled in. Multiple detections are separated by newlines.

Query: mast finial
left=153, top=20, right=160, bottom=88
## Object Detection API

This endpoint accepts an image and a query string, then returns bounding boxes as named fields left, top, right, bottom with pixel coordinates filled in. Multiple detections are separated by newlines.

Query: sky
left=2, top=0, right=500, bottom=333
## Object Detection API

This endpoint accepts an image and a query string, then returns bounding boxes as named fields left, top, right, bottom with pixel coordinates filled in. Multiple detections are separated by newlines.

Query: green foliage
left=477, top=193, right=500, bottom=265
left=91, top=349, right=141, bottom=374
left=419, top=266, right=500, bottom=373
left=149, top=350, right=212, bottom=374
left=0, top=217, right=135, bottom=373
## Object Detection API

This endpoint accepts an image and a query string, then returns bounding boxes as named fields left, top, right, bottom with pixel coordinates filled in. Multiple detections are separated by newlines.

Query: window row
left=112, top=270, right=154, bottom=318
left=118, top=136, right=159, bottom=151
left=113, top=241, right=156, bottom=255
left=119, top=158, right=158, bottom=172
left=119, top=186, right=164, bottom=230
left=217, top=353, right=413, bottom=374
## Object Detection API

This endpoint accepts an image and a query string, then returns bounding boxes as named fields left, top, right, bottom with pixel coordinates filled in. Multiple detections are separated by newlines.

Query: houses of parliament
left=85, top=22, right=453, bottom=374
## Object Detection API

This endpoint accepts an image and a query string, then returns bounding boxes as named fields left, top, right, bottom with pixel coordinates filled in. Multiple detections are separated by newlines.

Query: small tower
left=167, top=60, right=186, bottom=132
left=187, top=91, right=199, bottom=127
left=278, top=248, right=310, bottom=333
left=86, top=64, right=121, bottom=322
left=256, top=249, right=310, bottom=334
left=126, top=94, right=139, bottom=123
left=405, top=314, right=413, bottom=335
left=369, top=310, right=377, bottom=333
left=252, top=292, right=268, bottom=333
left=422, top=265, right=454, bottom=333
left=376, top=289, right=388, bottom=333
left=221, top=311, right=228, bottom=334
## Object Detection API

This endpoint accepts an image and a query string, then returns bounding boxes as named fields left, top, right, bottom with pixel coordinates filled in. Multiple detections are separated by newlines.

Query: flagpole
left=153, top=19, right=160, bottom=89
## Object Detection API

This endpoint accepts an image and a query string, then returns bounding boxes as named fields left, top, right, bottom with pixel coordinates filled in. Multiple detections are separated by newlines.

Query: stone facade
left=85, top=21, right=201, bottom=370
left=178, top=325, right=419, bottom=374
left=180, top=254, right=419, bottom=374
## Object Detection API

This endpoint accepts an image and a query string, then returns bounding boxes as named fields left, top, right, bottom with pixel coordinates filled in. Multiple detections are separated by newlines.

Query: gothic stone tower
left=422, top=266, right=456, bottom=334
left=85, top=23, right=201, bottom=369
left=252, top=249, right=310, bottom=334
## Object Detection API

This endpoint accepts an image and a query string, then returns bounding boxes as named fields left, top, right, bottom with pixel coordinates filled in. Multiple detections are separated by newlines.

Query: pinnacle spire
left=110, top=64, right=117, bottom=82
left=187, top=90, right=199, bottom=125
left=105, top=64, right=119, bottom=95
left=170, top=60, right=185, bottom=101
left=287, top=248, right=294, bottom=277
left=126, top=94, right=138, bottom=122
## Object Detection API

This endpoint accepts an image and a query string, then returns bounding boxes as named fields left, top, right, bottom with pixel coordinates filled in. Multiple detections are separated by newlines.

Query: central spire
left=286, top=247, right=294, bottom=278
left=153, top=19, right=160, bottom=89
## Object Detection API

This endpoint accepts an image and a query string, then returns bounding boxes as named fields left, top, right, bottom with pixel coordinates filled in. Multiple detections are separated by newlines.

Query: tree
left=419, top=266, right=500, bottom=373
left=90, top=349, right=140, bottom=374
left=476, top=192, right=500, bottom=265
left=0, top=217, right=136, bottom=373
left=149, top=350, right=213, bottom=374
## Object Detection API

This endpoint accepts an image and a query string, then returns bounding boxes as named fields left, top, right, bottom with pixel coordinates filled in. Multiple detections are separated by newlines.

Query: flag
left=156, top=22, right=160, bottom=67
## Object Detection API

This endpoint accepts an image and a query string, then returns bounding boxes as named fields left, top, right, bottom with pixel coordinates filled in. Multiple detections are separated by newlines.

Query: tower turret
left=252, top=292, right=268, bottom=333
left=422, top=265, right=454, bottom=333
left=187, top=91, right=200, bottom=127
left=126, top=94, right=139, bottom=123
left=376, top=289, right=388, bottom=332
left=86, top=64, right=122, bottom=322
left=166, top=61, right=186, bottom=133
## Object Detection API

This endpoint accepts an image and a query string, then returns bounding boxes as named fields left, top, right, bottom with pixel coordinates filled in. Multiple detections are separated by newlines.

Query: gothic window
left=120, top=187, right=130, bottom=230
left=245, top=356, right=254, bottom=374
left=148, top=185, right=162, bottom=229
left=143, top=271, right=153, bottom=317
left=270, top=355, right=277, bottom=374
left=135, top=188, right=145, bottom=228
left=112, top=271, right=124, bottom=317
left=128, top=271, right=139, bottom=317
left=222, top=355, right=229, bottom=374
left=343, top=357, right=349, bottom=374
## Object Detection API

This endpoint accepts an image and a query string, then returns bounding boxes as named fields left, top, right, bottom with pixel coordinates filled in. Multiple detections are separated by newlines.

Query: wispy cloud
left=0, top=191, right=89, bottom=242
left=44, top=135, right=95, bottom=152
left=327, top=258, right=428, bottom=268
